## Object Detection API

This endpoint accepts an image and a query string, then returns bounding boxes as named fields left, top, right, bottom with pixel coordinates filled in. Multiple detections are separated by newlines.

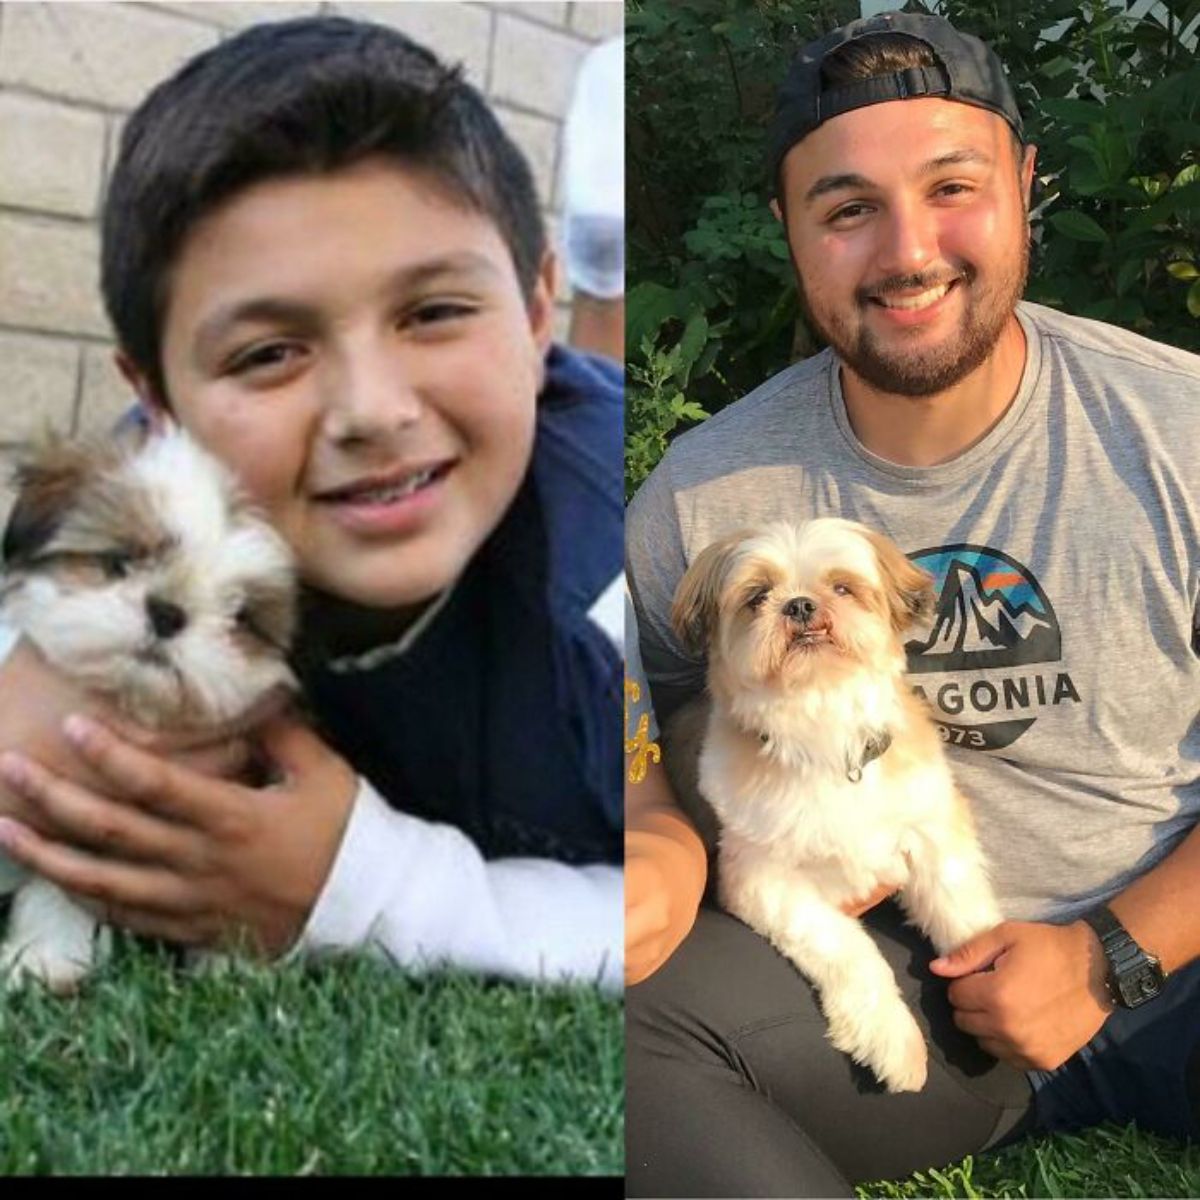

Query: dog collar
left=756, top=727, right=893, bottom=782
left=846, top=730, right=892, bottom=783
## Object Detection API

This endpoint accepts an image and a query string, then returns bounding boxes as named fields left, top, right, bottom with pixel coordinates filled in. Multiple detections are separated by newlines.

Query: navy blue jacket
left=297, top=347, right=624, bottom=865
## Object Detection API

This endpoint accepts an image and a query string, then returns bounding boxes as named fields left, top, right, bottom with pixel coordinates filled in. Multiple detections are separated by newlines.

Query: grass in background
left=862, top=1123, right=1200, bottom=1198
left=0, top=938, right=623, bottom=1175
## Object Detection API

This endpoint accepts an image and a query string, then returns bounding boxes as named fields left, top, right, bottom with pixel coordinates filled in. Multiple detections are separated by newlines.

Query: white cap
left=561, top=37, right=624, bottom=298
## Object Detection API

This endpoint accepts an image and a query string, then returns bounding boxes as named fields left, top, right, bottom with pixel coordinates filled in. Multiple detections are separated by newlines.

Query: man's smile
left=864, top=278, right=964, bottom=328
left=868, top=278, right=961, bottom=311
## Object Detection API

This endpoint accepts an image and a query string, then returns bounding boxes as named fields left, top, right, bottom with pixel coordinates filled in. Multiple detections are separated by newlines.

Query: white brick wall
left=338, top=2, right=494, bottom=85
left=492, top=12, right=590, bottom=117
left=0, top=93, right=106, bottom=218
left=0, top=213, right=107, bottom=337
left=0, top=0, right=622, bottom=480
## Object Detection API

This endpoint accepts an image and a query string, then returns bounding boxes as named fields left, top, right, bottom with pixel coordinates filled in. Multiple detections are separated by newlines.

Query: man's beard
left=797, top=233, right=1029, bottom=397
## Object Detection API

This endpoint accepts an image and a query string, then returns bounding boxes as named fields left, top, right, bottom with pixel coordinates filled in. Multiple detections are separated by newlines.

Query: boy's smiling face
left=138, top=157, right=552, bottom=613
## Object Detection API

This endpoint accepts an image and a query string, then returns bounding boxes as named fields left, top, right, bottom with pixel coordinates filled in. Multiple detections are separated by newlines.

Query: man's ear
left=114, top=350, right=169, bottom=432
left=1021, top=143, right=1039, bottom=214
left=769, top=198, right=783, bottom=223
left=528, top=249, right=559, bottom=357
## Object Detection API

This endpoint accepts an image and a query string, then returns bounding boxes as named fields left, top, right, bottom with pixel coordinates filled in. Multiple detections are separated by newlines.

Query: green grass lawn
left=862, top=1123, right=1200, bottom=1198
left=0, top=937, right=623, bottom=1175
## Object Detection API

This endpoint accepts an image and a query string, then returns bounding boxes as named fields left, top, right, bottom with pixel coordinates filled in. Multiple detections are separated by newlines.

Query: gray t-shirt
left=625, top=588, right=660, bottom=743
left=627, top=301, right=1200, bottom=923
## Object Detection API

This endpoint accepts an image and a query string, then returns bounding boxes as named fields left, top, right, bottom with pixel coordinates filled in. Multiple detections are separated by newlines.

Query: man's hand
left=0, top=711, right=358, bottom=958
left=930, top=919, right=1114, bottom=1071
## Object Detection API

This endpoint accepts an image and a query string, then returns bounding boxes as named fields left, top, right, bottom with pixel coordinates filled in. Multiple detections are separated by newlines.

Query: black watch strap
left=1082, top=904, right=1124, bottom=943
left=1081, top=905, right=1166, bottom=1010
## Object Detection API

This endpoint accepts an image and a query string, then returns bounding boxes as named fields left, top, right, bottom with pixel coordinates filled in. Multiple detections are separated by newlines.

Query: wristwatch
left=1080, top=905, right=1166, bottom=1009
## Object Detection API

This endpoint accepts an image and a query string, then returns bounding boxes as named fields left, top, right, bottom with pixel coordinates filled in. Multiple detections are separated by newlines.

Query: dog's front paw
left=872, top=1003, right=928, bottom=1093
left=0, top=881, right=112, bottom=994
left=827, top=992, right=928, bottom=1093
left=185, top=949, right=234, bottom=978
left=1, top=938, right=90, bottom=995
left=0, top=924, right=110, bottom=996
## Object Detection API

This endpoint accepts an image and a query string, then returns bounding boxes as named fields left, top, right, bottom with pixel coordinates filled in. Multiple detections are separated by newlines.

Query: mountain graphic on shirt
left=905, top=547, right=1061, bottom=674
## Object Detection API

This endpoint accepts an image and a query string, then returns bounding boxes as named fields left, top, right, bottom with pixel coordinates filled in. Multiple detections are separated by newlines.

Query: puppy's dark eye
left=100, top=552, right=134, bottom=580
left=748, top=588, right=771, bottom=611
left=833, top=582, right=853, bottom=597
left=235, top=605, right=276, bottom=646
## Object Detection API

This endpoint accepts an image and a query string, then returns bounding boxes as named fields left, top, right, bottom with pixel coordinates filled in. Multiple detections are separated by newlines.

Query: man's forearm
left=1104, top=819, right=1200, bottom=974
left=626, top=755, right=708, bottom=895
left=628, top=805, right=708, bottom=904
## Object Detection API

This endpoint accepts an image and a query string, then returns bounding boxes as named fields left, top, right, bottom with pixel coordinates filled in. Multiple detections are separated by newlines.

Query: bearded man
left=625, top=12, right=1200, bottom=1197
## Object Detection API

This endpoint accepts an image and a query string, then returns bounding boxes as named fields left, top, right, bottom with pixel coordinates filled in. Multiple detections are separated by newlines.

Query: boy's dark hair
left=819, top=32, right=1025, bottom=174
left=101, top=16, right=546, bottom=403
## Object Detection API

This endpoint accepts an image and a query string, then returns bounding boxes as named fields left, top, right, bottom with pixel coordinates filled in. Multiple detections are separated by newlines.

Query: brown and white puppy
left=0, top=424, right=297, bottom=992
left=672, top=518, right=1001, bottom=1093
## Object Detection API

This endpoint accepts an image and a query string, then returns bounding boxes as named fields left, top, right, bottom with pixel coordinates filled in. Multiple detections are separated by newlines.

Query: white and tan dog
left=672, top=518, right=1001, bottom=1093
left=0, top=425, right=297, bottom=992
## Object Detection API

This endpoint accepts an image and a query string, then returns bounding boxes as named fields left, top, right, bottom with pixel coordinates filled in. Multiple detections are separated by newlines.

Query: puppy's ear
left=3, top=439, right=96, bottom=568
left=671, top=532, right=747, bottom=654
left=865, top=530, right=935, bottom=633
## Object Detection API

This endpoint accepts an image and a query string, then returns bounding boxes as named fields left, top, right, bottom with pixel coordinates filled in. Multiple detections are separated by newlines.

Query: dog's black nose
left=146, top=596, right=188, bottom=640
left=782, top=596, right=817, bottom=623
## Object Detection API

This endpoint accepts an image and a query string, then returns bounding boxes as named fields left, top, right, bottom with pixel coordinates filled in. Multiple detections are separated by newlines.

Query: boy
left=0, top=16, right=623, bottom=990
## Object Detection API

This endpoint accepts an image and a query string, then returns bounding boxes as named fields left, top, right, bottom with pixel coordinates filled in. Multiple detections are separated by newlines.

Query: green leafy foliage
left=626, top=320, right=716, bottom=500
left=1008, top=0, right=1200, bottom=331
left=627, top=0, right=1200, bottom=489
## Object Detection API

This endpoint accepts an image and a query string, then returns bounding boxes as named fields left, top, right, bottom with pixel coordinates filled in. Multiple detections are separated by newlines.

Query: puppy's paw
left=828, top=993, right=928, bottom=1093
left=1, top=881, right=109, bottom=994
left=185, top=949, right=234, bottom=978
left=873, top=1005, right=928, bottom=1093
left=0, top=937, right=93, bottom=995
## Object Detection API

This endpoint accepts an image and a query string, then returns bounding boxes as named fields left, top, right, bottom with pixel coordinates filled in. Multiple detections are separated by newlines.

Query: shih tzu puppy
left=671, top=519, right=1001, bottom=1093
left=0, top=425, right=297, bottom=992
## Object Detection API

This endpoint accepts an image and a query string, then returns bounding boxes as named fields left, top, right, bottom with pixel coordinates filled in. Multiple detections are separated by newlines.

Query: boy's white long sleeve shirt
left=293, top=773, right=624, bottom=994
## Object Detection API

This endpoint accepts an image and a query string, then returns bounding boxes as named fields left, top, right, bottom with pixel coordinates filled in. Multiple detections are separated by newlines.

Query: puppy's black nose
left=146, top=596, right=188, bottom=640
left=782, top=596, right=817, bottom=624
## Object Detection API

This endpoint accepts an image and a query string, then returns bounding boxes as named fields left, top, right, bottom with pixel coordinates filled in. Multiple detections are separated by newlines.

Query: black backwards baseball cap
left=767, top=12, right=1024, bottom=195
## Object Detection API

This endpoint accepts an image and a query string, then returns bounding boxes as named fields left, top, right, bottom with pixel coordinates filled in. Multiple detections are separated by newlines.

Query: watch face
left=1118, top=963, right=1164, bottom=1008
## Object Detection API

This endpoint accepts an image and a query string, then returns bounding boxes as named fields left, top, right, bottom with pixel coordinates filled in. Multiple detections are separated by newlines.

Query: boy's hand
left=930, top=919, right=1114, bottom=1071
left=0, top=639, right=257, bottom=829
left=0, top=712, right=358, bottom=959
left=0, top=638, right=133, bottom=830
